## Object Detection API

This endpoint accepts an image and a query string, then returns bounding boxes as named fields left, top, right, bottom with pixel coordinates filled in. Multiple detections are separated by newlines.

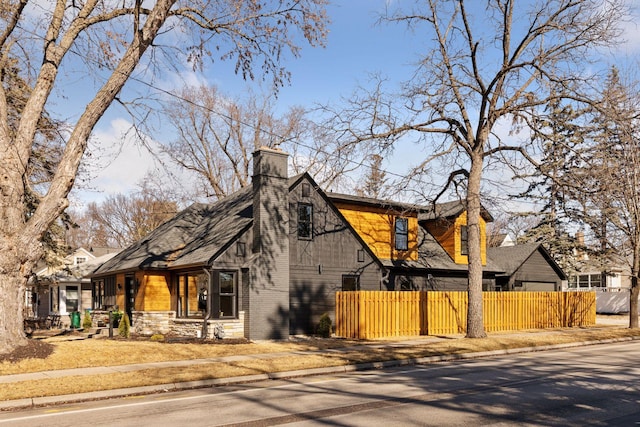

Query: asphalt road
left=1, top=340, right=639, bottom=426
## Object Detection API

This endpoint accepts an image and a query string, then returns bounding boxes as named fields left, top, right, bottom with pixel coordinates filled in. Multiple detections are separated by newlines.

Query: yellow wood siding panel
left=138, top=272, right=171, bottom=311
left=424, top=219, right=455, bottom=256
left=335, top=203, right=418, bottom=261
left=115, top=273, right=125, bottom=309
left=425, top=212, right=487, bottom=265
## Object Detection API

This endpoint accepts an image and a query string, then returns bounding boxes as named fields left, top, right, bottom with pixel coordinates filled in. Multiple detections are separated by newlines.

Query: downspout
left=201, top=268, right=213, bottom=340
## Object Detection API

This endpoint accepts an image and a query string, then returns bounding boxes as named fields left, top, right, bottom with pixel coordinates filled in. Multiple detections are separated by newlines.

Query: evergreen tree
left=556, top=66, right=640, bottom=327
left=356, top=154, right=388, bottom=199
left=514, top=96, right=587, bottom=273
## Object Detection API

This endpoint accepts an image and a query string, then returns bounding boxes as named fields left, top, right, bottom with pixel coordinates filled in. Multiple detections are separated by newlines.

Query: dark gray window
left=298, top=203, right=313, bottom=239
left=93, top=277, right=116, bottom=309
left=301, top=182, right=311, bottom=197
left=395, top=217, right=408, bottom=251
left=460, top=225, right=468, bottom=256
left=342, top=275, right=360, bottom=291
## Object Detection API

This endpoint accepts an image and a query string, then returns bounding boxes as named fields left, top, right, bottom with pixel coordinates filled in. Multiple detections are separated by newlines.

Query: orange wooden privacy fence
left=335, top=291, right=596, bottom=339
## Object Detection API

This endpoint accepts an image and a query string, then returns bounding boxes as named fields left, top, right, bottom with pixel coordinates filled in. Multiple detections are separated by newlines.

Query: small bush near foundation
left=150, top=334, right=165, bottom=342
left=82, top=311, right=93, bottom=329
left=317, top=313, right=332, bottom=338
left=118, top=313, right=131, bottom=338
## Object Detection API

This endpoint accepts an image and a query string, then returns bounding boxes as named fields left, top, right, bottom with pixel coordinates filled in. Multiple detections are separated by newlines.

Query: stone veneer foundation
left=130, top=311, right=246, bottom=339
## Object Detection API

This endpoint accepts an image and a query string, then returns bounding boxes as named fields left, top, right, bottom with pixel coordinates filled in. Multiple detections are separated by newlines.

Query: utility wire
left=12, top=17, right=496, bottom=202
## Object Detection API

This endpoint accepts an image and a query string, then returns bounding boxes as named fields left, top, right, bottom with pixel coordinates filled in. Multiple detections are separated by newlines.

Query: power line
left=12, top=15, right=511, bottom=204
left=120, top=71, right=420, bottom=186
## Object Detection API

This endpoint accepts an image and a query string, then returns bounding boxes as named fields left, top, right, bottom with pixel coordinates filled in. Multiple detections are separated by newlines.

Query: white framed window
left=218, top=272, right=237, bottom=318
left=61, top=286, right=79, bottom=314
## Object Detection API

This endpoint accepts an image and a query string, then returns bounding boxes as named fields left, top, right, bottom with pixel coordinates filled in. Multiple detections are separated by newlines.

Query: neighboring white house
left=28, top=247, right=119, bottom=326
left=561, top=232, right=633, bottom=313
left=490, top=233, right=516, bottom=247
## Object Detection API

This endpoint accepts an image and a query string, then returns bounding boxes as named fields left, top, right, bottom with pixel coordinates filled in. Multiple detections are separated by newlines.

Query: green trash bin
left=71, top=311, right=81, bottom=329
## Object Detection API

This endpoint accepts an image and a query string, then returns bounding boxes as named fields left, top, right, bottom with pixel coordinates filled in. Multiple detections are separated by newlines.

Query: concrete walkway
left=0, top=315, right=635, bottom=411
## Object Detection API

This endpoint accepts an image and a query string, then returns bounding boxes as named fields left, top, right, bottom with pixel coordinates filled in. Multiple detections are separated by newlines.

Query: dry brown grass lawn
left=1, top=326, right=639, bottom=402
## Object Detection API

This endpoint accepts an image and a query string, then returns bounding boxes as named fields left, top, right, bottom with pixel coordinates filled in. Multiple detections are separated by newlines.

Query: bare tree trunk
left=0, top=245, right=41, bottom=352
left=630, top=250, right=639, bottom=328
left=630, top=278, right=639, bottom=329
left=466, top=150, right=486, bottom=338
left=1, top=0, right=328, bottom=355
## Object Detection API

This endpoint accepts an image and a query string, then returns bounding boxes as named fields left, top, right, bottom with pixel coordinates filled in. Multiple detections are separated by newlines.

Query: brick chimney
left=247, top=147, right=290, bottom=340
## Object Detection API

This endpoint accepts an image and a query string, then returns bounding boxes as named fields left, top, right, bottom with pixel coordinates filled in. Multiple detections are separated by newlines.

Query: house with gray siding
left=91, top=147, right=568, bottom=340
left=91, top=147, right=383, bottom=340
left=488, top=243, right=567, bottom=291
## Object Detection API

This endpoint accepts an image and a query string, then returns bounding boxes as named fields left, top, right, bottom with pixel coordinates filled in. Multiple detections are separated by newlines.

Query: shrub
left=150, top=333, right=165, bottom=342
left=316, top=313, right=332, bottom=338
left=118, top=313, right=131, bottom=338
left=82, top=311, right=93, bottom=329
left=111, top=310, right=123, bottom=328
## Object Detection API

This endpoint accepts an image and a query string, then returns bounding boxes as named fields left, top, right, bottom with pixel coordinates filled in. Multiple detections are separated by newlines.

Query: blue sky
left=276, top=1, right=417, bottom=107
left=76, top=0, right=420, bottom=205
left=74, top=0, right=640, bottom=208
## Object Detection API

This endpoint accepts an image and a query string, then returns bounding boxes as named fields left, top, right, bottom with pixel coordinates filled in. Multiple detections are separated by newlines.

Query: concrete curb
left=2, top=335, right=638, bottom=412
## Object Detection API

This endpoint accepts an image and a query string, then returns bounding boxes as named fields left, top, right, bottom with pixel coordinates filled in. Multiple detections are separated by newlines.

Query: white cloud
left=73, top=118, right=164, bottom=205
left=611, top=0, right=640, bottom=55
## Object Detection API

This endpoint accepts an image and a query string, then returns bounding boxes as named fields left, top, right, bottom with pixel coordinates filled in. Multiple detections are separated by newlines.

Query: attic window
left=394, top=217, right=408, bottom=251
left=460, top=225, right=468, bottom=255
left=236, top=242, right=246, bottom=257
left=301, top=182, right=311, bottom=197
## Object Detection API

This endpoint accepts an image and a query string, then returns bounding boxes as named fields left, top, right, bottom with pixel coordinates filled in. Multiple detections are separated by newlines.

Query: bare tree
left=0, top=0, right=327, bottom=353
left=86, top=193, right=177, bottom=248
left=162, top=84, right=370, bottom=200
left=69, top=176, right=179, bottom=248
left=162, top=86, right=309, bottom=199
left=324, top=0, right=624, bottom=337
left=65, top=208, right=111, bottom=250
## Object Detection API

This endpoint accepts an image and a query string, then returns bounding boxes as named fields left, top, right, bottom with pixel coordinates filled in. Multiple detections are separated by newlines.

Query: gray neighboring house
left=488, top=243, right=567, bottom=291
left=30, top=247, right=119, bottom=327
left=90, top=147, right=384, bottom=340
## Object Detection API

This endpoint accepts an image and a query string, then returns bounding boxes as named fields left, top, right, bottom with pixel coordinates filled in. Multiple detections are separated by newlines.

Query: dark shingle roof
left=487, top=243, right=544, bottom=276
left=381, top=229, right=504, bottom=273
left=419, top=200, right=494, bottom=222
left=487, top=243, right=566, bottom=279
left=328, top=193, right=493, bottom=222
left=93, top=186, right=253, bottom=275
left=327, top=192, right=423, bottom=212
